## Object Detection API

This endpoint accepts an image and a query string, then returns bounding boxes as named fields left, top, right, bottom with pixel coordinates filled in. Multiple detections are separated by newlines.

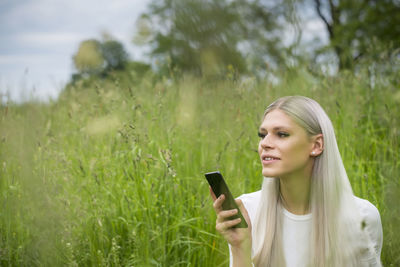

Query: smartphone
left=205, top=171, right=248, bottom=228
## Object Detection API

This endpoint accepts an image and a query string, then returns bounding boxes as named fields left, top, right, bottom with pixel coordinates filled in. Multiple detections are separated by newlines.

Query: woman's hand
left=210, top=187, right=252, bottom=256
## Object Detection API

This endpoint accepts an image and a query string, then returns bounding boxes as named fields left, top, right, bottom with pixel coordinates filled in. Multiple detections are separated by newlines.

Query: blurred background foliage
left=131, top=0, right=400, bottom=76
left=310, top=0, right=400, bottom=70
left=72, top=34, right=130, bottom=81
left=133, top=0, right=285, bottom=77
left=1, top=0, right=399, bottom=266
left=70, top=0, right=400, bottom=79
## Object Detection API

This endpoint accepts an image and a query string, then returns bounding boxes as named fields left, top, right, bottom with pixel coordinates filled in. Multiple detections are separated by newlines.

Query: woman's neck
left=279, top=167, right=312, bottom=215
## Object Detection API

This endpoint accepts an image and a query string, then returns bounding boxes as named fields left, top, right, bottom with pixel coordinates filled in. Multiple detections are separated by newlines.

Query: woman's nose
left=260, top=134, right=273, bottom=149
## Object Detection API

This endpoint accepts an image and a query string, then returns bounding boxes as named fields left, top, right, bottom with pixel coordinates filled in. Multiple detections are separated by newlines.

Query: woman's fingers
left=216, top=208, right=241, bottom=232
left=212, top=193, right=225, bottom=213
left=209, top=186, right=217, bottom=201
left=216, top=218, right=242, bottom=232
left=210, top=191, right=250, bottom=235
left=216, top=208, right=238, bottom=222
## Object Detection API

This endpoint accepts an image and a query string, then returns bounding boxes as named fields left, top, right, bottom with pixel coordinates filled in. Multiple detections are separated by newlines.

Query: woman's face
left=258, top=109, right=316, bottom=179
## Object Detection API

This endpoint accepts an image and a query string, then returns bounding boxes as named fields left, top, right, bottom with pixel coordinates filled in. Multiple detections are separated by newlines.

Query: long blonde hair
left=252, top=96, right=378, bottom=266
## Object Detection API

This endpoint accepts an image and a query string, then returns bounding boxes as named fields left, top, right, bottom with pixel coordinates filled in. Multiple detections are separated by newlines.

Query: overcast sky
left=0, top=0, right=327, bottom=103
left=0, top=0, right=150, bottom=103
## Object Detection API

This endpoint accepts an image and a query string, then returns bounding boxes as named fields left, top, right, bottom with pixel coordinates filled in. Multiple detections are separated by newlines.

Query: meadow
left=0, top=67, right=399, bottom=266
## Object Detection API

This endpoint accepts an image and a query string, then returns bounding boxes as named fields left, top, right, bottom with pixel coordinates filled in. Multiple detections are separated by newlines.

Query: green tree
left=73, top=39, right=105, bottom=75
left=72, top=38, right=129, bottom=77
left=312, top=0, right=400, bottom=70
left=101, top=40, right=129, bottom=71
left=135, top=0, right=285, bottom=77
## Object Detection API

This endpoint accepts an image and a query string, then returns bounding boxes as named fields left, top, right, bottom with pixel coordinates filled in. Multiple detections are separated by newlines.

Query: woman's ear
left=311, top=134, right=324, bottom=156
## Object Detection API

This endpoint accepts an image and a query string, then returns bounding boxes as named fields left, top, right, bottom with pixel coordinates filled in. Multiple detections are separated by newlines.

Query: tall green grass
left=0, top=68, right=399, bottom=266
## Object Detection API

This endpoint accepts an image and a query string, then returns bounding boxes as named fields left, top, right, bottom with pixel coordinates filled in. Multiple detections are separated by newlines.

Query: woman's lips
left=262, top=158, right=280, bottom=164
left=261, top=155, right=281, bottom=164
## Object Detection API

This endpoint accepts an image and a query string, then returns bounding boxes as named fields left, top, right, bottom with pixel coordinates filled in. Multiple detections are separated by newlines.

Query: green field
left=1, top=68, right=399, bottom=266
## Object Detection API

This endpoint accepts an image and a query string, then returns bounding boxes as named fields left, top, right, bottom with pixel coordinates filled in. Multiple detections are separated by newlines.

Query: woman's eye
left=258, top=132, right=266, bottom=139
left=278, top=132, right=289, bottom=138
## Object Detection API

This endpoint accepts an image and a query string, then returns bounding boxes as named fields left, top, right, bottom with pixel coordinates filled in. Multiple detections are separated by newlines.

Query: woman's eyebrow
left=259, top=126, right=291, bottom=132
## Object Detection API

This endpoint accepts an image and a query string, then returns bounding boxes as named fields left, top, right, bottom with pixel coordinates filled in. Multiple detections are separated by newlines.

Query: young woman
left=210, top=96, right=383, bottom=267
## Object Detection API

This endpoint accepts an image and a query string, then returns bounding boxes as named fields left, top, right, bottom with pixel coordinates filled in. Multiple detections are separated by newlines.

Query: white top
left=229, top=190, right=383, bottom=267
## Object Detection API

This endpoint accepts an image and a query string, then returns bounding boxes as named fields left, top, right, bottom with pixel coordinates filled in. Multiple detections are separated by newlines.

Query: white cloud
left=12, top=32, right=85, bottom=47
left=0, top=53, right=67, bottom=67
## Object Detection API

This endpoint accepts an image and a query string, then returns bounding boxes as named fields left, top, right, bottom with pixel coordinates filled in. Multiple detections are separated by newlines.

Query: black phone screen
left=205, top=171, right=248, bottom=228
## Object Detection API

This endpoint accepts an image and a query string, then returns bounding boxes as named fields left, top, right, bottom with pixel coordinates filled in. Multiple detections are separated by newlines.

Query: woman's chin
left=262, top=169, right=279, bottom=178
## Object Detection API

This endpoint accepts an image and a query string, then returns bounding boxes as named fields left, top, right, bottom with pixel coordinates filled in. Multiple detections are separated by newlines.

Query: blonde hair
left=252, top=96, right=379, bottom=267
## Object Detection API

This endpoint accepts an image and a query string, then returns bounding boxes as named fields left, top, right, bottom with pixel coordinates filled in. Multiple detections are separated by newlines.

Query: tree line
left=72, top=0, right=400, bottom=80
